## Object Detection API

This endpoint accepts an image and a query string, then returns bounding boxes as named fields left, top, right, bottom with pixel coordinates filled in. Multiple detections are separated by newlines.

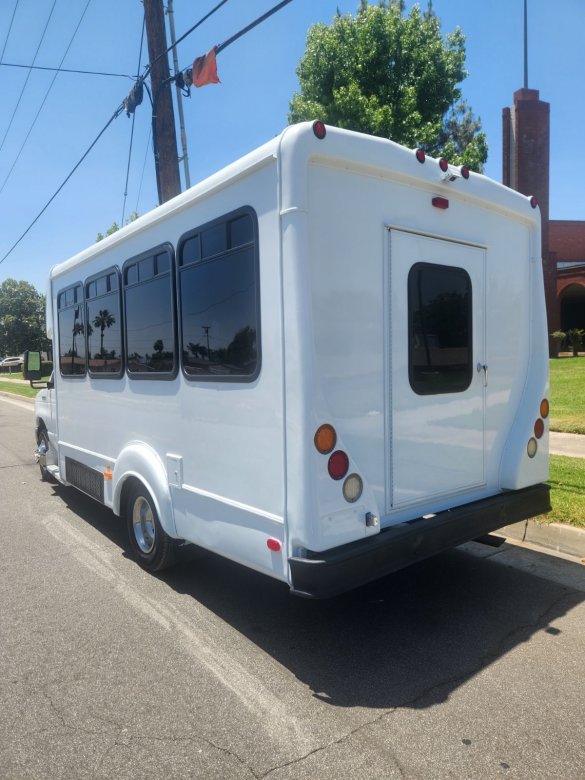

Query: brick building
left=502, top=88, right=585, bottom=351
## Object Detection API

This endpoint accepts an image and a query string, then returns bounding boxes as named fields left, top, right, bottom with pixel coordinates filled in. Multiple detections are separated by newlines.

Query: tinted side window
left=124, top=247, right=176, bottom=377
left=179, top=210, right=260, bottom=380
left=408, top=263, right=472, bottom=395
left=86, top=269, right=122, bottom=376
left=58, top=283, right=86, bottom=376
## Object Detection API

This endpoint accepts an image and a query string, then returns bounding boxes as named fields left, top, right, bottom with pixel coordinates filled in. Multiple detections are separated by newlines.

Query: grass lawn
left=549, top=357, right=585, bottom=434
left=538, top=454, right=585, bottom=530
left=0, top=380, right=39, bottom=399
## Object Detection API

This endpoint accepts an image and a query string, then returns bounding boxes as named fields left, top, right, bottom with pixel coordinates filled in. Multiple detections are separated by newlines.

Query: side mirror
left=23, top=350, right=50, bottom=388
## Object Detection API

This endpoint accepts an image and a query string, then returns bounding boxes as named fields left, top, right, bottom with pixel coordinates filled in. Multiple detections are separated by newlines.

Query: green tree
left=289, top=0, right=487, bottom=170
left=93, top=309, right=115, bottom=357
left=96, top=211, right=140, bottom=242
left=0, top=278, right=50, bottom=356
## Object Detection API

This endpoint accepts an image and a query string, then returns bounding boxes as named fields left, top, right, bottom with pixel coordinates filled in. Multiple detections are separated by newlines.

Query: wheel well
left=118, top=476, right=142, bottom=518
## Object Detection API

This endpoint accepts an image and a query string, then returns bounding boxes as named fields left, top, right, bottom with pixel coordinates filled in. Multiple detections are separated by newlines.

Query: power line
left=0, top=0, right=20, bottom=64
left=0, top=62, right=134, bottom=79
left=216, top=0, right=294, bottom=55
left=0, top=0, right=57, bottom=153
left=0, top=103, right=125, bottom=268
left=0, top=0, right=93, bottom=195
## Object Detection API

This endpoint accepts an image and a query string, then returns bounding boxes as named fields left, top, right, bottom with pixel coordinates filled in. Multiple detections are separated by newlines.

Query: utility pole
left=167, top=0, right=191, bottom=189
left=143, top=0, right=181, bottom=204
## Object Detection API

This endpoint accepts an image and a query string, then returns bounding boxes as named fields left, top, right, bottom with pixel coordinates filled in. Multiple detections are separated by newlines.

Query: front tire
left=125, top=482, right=176, bottom=572
left=37, top=427, right=56, bottom=483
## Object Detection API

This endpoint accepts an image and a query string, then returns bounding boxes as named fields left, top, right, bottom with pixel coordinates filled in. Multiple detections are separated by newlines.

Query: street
left=1, top=396, right=584, bottom=779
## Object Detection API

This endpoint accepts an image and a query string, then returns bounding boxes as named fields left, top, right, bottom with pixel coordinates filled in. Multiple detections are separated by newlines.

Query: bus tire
left=37, top=426, right=56, bottom=483
left=125, top=482, right=176, bottom=572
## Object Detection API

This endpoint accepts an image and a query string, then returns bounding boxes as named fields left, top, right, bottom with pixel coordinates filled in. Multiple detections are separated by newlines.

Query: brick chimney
left=502, top=88, right=559, bottom=345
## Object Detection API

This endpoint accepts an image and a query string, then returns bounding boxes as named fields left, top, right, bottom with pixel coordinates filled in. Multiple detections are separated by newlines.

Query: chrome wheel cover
left=132, top=496, right=156, bottom=554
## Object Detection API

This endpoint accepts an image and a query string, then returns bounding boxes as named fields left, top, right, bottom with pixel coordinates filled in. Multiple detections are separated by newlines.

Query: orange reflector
left=534, top=418, right=545, bottom=439
left=540, top=399, right=549, bottom=419
left=314, top=423, right=337, bottom=454
left=267, top=537, right=281, bottom=552
left=104, top=467, right=113, bottom=481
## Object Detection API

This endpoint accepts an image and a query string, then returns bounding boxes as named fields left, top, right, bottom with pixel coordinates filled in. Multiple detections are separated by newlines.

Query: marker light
left=540, top=399, right=550, bottom=418
left=461, top=166, right=470, bottom=179
left=343, top=474, right=363, bottom=503
left=416, top=148, right=426, bottom=163
left=439, top=158, right=449, bottom=172
left=313, top=120, right=326, bottom=140
left=534, top=418, right=545, bottom=439
left=432, top=196, right=449, bottom=210
left=530, top=196, right=538, bottom=209
left=328, top=450, right=349, bottom=481
left=527, top=438, right=538, bottom=458
left=314, top=424, right=337, bottom=454
left=267, top=537, right=282, bottom=552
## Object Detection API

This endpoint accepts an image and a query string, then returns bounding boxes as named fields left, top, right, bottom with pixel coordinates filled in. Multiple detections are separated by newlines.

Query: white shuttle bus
left=25, top=122, right=551, bottom=597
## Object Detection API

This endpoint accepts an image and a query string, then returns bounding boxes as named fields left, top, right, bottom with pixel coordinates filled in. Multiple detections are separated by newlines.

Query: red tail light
left=328, top=450, right=349, bottom=480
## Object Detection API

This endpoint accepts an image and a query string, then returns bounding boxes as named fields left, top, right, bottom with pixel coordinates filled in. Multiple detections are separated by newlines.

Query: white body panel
left=35, top=123, right=549, bottom=590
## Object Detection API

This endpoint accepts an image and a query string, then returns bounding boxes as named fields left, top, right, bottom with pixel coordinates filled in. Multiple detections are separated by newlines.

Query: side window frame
left=85, top=266, right=124, bottom=380
left=57, top=282, right=86, bottom=378
left=408, top=262, right=473, bottom=396
left=122, top=243, right=178, bottom=381
left=177, top=206, right=261, bottom=383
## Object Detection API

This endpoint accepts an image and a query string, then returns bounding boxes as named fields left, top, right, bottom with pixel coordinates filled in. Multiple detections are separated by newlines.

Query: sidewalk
left=549, top=430, right=585, bottom=458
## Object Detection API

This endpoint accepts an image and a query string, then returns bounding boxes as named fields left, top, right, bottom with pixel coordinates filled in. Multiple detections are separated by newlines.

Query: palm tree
left=93, top=309, right=115, bottom=357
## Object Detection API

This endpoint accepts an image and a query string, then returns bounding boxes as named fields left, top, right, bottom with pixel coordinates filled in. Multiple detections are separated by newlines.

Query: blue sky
left=0, top=0, right=583, bottom=294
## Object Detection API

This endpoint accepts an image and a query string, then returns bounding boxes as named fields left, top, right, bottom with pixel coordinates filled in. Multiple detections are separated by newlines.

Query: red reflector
left=534, top=418, right=545, bottom=439
left=313, top=120, right=326, bottom=140
left=416, top=148, right=425, bottom=163
left=439, top=158, right=449, bottom=172
left=530, top=196, right=538, bottom=209
left=461, top=166, right=470, bottom=179
left=267, top=537, right=282, bottom=552
left=432, top=196, right=449, bottom=210
left=328, top=450, right=349, bottom=481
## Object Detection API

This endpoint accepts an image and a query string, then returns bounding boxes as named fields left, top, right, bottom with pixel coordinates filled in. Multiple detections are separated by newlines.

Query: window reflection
left=86, top=270, right=122, bottom=375
left=179, top=212, right=259, bottom=379
left=124, top=249, right=175, bottom=376
left=58, top=284, right=86, bottom=376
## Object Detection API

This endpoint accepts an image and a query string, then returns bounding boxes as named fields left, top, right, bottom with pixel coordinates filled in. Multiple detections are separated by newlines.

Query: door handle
left=477, top=363, right=488, bottom=387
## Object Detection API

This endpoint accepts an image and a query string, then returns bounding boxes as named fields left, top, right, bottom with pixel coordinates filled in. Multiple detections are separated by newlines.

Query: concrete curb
left=495, top=520, right=585, bottom=561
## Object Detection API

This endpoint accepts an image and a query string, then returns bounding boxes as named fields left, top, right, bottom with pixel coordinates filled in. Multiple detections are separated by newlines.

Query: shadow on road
left=53, top=483, right=583, bottom=712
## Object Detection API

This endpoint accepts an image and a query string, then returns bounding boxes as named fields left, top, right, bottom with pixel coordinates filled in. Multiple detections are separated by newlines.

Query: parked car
left=0, top=356, right=24, bottom=372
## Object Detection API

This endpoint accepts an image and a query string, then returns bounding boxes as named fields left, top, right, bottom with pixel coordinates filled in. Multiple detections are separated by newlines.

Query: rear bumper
left=289, top=484, right=551, bottom=598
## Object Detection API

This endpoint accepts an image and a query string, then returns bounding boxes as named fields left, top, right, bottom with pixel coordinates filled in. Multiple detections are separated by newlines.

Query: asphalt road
left=1, top=397, right=584, bottom=780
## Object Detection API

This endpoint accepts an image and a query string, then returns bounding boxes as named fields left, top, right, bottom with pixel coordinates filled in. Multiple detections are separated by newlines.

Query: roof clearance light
left=432, top=196, right=449, bottom=210
left=530, top=196, right=538, bottom=209
left=328, top=450, right=349, bottom=481
left=439, top=158, right=449, bottom=173
left=540, top=399, right=550, bottom=419
left=534, top=418, right=545, bottom=439
left=343, top=474, right=363, bottom=503
left=313, top=120, right=326, bottom=140
left=461, top=166, right=470, bottom=179
left=527, top=438, right=538, bottom=458
left=314, top=424, right=337, bottom=455
left=416, top=148, right=426, bottom=163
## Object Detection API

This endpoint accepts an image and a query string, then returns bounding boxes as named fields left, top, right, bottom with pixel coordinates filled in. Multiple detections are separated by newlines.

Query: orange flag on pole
left=192, top=47, right=220, bottom=88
